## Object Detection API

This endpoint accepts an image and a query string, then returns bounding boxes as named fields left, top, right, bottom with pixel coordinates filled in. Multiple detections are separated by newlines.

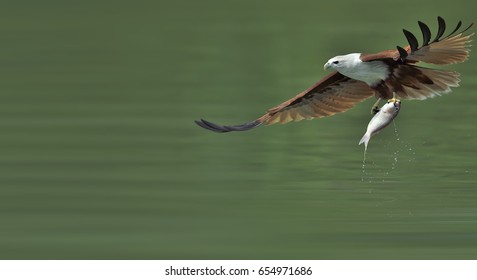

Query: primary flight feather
left=195, top=17, right=473, bottom=133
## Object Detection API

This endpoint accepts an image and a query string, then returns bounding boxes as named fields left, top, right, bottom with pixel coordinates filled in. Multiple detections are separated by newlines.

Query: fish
left=359, top=99, right=401, bottom=151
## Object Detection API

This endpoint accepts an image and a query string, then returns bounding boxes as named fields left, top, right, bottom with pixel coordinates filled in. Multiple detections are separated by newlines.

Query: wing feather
left=432, top=16, right=447, bottom=43
left=361, top=17, right=473, bottom=65
left=262, top=72, right=374, bottom=125
left=402, top=17, right=473, bottom=64
left=384, top=65, right=460, bottom=100
left=418, top=21, right=432, bottom=46
left=195, top=72, right=375, bottom=132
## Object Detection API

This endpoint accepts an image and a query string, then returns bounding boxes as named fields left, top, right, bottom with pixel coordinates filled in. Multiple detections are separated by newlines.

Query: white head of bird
left=324, top=53, right=361, bottom=71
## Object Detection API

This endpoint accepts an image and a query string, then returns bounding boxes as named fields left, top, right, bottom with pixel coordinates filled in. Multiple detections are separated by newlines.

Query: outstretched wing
left=195, top=72, right=375, bottom=133
left=361, top=17, right=473, bottom=64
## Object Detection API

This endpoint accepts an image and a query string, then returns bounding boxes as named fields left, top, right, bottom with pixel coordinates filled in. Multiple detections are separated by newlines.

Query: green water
left=0, top=1, right=476, bottom=259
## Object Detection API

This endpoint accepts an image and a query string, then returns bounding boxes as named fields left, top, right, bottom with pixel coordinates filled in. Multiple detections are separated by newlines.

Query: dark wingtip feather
left=418, top=21, right=431, bottom=46
left=403, top=29, right=419, bottom=52
left=194, top=118, right=263, bottom=133
left=396, top=45, right=408, bottom=60
left=446, top=21, right=462, bottom=38
left=436, top=18, right=473, bottom=40
left=460, top=22, right=474, bottom=34
left=432, top=16, right=446, bottom=42
left=194, top=119, right=227, bottom=133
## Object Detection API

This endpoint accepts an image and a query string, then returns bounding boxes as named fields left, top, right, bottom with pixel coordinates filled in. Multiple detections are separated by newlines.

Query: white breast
left=337, top=53, right=390, bottom=86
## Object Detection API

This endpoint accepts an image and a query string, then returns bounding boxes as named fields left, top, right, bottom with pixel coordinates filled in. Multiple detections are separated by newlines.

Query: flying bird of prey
left=195, top=17, right=473, bottom=133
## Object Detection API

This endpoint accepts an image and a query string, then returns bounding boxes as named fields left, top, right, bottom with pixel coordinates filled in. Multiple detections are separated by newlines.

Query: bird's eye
left=333, top=61, right=339, bottom=64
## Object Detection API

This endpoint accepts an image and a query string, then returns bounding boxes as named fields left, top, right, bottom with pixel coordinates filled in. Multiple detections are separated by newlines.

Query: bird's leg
left=371, top=98, right=382, bottom=115
left=387, top=92, right=400, bottom=103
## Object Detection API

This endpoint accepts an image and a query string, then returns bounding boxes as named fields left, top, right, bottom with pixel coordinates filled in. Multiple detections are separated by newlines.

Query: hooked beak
left=324, top=62, right=331, bottom=70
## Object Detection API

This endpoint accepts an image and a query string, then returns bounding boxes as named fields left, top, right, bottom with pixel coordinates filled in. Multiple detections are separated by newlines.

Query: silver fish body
left=359, top=100, right=401, bottom=151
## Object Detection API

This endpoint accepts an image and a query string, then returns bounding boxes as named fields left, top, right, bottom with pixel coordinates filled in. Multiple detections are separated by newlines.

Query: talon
left=387, top=92, right=400, bottom=104
left=372, top=106, right=380, bottom=115
left=370, top=97, right=382, bottom=115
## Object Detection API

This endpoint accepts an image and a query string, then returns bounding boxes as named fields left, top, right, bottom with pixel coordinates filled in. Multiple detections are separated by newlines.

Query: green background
left=0, top=0, right=476, bottom=259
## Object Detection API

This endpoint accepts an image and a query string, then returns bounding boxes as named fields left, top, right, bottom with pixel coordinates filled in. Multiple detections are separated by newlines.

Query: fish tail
left=359, top=132, right=370, bottom=152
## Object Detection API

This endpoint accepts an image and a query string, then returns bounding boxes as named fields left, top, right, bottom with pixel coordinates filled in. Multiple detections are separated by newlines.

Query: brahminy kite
left=195, top=17, right=473, bottom=133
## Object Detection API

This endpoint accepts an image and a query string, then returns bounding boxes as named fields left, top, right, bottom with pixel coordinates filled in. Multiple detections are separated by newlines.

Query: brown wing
left=378, top=64, right=461, bottom=100
left=263, top=72, right=375, bottom=125
left=195, top=72, right=375, bottom=132
left=360, top=17, right=473, bottom=64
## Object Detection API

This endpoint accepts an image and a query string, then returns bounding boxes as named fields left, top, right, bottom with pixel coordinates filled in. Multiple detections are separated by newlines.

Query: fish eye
left=333, top=61, right=339, bottom=64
